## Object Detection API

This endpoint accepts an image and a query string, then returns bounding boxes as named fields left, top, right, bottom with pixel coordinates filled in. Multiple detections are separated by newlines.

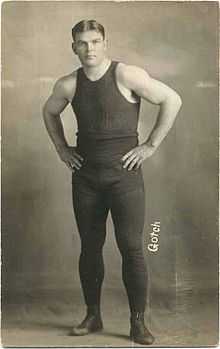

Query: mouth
left=86, top=55, right=96, bottom=59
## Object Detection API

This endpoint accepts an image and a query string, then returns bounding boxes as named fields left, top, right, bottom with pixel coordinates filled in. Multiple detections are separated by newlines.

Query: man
left=43, top=19, right=182, bottom=345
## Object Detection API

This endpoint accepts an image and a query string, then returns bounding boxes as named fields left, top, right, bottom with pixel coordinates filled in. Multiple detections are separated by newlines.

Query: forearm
left=43, top=110, right=68, bottom=153
left=143, top=95, right=182, bottom=149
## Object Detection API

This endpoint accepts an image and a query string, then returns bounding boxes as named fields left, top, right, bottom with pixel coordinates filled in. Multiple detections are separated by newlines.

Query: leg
left=110, top=187, right=147, bottom=313
left=110, top=185, right=154, bottom=345
left=71, top=174, right=109, bottom=335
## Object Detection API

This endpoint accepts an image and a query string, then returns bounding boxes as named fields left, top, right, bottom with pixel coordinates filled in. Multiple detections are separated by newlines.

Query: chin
left=81, top=57, right=103, bottom=67
left=84, top=61, right=98, bottom=67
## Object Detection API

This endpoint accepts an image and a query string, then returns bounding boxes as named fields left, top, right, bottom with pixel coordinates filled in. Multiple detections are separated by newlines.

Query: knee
left=80, top=244, right=103, bottom=261
left=119, top=241, right=143, bottom=261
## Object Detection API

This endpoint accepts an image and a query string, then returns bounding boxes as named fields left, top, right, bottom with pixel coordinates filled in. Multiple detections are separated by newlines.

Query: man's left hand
left=121, top=143, right=156, bottom=171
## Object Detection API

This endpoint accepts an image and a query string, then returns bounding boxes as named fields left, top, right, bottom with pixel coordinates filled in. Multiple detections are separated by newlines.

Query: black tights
left=72, top=161, right=147, bottom=313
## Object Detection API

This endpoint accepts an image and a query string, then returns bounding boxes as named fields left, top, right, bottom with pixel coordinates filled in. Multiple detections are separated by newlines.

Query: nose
left=87, top=42, right=94, bottom=51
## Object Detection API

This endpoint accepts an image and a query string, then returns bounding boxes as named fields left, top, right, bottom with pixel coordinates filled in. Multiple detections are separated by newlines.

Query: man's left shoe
left=130, top=312, right=155, bottom=345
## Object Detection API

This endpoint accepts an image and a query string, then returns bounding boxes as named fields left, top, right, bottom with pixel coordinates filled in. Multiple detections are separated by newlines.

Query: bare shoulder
left=53, top=70, right=77, bottom=103
left=116, top=62, right=151, bottom=87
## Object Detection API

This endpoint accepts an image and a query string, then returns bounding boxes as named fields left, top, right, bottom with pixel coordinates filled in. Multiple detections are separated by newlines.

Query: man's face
left=72, top=30, right=107, bottom=67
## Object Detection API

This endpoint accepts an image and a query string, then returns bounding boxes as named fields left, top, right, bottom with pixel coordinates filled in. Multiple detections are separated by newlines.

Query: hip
left=72, top=159, right=145, bottom=195
left=76, top=136, right=139, bottom=166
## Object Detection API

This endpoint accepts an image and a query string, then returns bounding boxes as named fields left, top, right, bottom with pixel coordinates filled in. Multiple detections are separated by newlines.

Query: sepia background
left=2, top=1, right=218, bottom=346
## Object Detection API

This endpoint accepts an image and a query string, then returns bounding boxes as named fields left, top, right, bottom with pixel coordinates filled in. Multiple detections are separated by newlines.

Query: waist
left=76, top=133, right=139, bottom=165
left=76, top=130, right=138, bottom=140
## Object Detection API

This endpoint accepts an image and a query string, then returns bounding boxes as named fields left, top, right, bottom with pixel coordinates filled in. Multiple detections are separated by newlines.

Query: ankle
left=87, top=305, right=101, bottom=317
left=130, top=311, right=145, bottom=322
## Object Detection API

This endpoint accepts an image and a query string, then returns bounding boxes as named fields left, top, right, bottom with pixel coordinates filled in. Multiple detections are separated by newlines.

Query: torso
left=68, top=60, right=141, bottom=165
left=63, top=61, right=139, bottom=104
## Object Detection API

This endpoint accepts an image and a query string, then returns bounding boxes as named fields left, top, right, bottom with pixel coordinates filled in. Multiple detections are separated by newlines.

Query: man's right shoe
left=71, top=306, right=103, bottom=336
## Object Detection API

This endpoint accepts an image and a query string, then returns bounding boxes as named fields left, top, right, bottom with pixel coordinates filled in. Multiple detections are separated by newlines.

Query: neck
left=83, top=57, right=111, bottom=80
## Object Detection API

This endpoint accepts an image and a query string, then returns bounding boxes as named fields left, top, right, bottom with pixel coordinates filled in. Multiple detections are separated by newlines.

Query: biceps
left=44, top=93, right=69, bottom=116
left=135, top=78, right=175, bottom=105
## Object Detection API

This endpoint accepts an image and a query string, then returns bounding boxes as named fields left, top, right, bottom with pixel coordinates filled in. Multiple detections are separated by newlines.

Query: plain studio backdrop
left=2, top=1, right=219, bottom=347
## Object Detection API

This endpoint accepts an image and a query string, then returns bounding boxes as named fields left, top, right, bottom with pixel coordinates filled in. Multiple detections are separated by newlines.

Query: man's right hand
left=57, top=146, right=84, bottom=172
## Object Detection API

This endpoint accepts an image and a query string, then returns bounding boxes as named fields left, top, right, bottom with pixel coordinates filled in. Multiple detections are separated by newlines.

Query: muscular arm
left=42, top=74, right=84, bottom=171
left=43, top=78, right=70, bottom=153
left=119, top=64, right=182, bottom=150
left=117, top=64, right=182, bottom=170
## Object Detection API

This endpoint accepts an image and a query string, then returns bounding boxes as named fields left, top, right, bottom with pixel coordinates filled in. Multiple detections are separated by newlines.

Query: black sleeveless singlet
left=71, top=61, right=141, bottom=165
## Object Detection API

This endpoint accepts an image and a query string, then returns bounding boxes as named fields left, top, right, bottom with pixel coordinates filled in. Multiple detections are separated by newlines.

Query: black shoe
left=71, top=306, right=103, bottom=336
left=130, top=312, right=155, bottom=345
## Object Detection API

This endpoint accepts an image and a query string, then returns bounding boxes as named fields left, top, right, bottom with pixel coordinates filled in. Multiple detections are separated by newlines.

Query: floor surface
left=1, top=289, right=219, bottom=347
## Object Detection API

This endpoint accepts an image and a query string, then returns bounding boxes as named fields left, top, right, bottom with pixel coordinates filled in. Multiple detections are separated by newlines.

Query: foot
left=130, top=312, right=155, bottom=345
left=71, top=306, right=103, bottom=336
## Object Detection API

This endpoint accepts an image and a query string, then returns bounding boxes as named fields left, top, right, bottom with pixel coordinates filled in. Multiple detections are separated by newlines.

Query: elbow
left=162, top=91, right=182, bottom=109
left=42, top=103, right=53, bottom=123
left=177, top=95, right=182, bottom=108
left=42, top=103, right=47, bottom=120
left=174, top=93, right=182, bottom=109
left=42, top=105, right=52, bottom=128
left=165, top=92, right=182, bottom=110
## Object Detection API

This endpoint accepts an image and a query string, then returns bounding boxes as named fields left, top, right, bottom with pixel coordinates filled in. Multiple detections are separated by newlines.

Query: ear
left=72, top=42, right=77, bottom=55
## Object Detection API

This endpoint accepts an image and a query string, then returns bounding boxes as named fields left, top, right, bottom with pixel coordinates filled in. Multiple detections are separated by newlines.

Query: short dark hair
left=72, top=20, right=105, bottom=41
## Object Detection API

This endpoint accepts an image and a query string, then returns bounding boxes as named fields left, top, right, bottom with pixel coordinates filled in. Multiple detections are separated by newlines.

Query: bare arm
left=118, top=64, right=182, bottom=170
left=42, top=75, right=84, bottom=171
left=43, top=78, right=69, bottom=152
